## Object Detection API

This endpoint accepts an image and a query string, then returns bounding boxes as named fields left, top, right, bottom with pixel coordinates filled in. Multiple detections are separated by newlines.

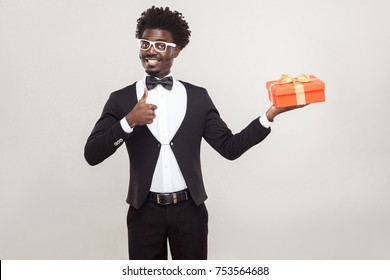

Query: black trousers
left=127, top=198, right=208, bottom=260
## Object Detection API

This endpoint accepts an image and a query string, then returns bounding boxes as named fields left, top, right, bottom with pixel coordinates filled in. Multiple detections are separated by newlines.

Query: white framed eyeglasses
left=138, top=39, right=177, bottom=53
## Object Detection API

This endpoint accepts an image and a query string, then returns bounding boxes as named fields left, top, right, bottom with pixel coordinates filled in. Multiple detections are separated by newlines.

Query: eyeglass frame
left=138, top=39, right=177, bottom=53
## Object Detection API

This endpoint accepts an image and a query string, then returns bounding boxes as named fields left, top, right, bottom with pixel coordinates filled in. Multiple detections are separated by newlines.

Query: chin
left=145, top=69, right=160, bottom=76
left=143, top=65, right=160, bottom=76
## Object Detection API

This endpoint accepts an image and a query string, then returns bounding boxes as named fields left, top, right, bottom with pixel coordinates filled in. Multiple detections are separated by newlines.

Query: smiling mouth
left=144, top=57, right=161, bottom=66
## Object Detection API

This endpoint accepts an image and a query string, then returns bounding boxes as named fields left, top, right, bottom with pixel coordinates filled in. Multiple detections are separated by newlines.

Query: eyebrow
left=141, top=38, right=169, bottom=42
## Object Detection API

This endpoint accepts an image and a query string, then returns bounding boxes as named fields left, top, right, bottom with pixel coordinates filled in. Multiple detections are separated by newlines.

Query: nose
left=147, top=44, right=158, bottom=55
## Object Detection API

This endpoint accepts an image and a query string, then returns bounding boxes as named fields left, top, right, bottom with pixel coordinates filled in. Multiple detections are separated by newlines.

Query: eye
left=140, top=40, right=150, bottom=49
left=155, top=42, right=166, bottom=51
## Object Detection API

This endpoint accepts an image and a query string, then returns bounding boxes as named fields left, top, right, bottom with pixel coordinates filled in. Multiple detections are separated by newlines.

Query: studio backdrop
left=1, top=0, right=389, bottom=259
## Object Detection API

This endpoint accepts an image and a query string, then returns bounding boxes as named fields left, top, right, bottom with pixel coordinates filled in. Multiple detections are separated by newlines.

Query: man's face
left=139, top=28, right=180, bottom=79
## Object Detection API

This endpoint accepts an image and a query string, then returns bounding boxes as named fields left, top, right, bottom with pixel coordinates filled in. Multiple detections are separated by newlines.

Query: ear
left=173, top=47, right=181, bottom=58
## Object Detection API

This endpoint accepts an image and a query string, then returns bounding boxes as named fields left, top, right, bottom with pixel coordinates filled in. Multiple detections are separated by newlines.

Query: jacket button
left=157, top=143, right=161, bottom=147
left=114, top=138, right=123, bottom=146
left=170, top=142, right=173, bottom=146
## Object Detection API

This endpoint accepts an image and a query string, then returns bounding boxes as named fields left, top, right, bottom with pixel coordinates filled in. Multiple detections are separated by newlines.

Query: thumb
left=139, top=88, right=148, bottom=103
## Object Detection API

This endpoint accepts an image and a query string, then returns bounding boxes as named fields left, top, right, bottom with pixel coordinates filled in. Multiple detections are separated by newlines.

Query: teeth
left=146, top=59, right=159, bottom=65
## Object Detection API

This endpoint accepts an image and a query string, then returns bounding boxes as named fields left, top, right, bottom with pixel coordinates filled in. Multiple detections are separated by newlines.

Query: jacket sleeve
left=84, top=92, right=133, bottom=166
left=202, top=90, right=271, bottom=160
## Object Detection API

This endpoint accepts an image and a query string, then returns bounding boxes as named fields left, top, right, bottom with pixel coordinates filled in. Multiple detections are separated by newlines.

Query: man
left=85, top=6, right=302, bottom=259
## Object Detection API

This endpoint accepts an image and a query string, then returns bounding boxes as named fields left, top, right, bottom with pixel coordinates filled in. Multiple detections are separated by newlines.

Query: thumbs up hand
left=125, top=88, right=158, bottom=128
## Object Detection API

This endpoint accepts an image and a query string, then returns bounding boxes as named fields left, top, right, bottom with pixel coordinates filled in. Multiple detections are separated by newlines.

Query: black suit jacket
left=85, top=81, right=271, bottom=209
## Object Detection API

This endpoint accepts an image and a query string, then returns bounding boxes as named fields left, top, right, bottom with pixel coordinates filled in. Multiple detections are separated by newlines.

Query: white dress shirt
left=120, top=74, right=272, bottom=193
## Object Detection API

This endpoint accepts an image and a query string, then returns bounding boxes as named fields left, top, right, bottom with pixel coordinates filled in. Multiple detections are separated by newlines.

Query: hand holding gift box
left=266, top=73, right=325, bottom=108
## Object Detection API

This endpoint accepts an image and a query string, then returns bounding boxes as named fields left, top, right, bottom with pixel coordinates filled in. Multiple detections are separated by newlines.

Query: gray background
left=1, top=0, right=389, bottom=259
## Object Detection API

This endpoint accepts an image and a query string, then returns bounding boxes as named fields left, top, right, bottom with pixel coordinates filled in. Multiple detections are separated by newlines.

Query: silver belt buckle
left=157, top=193, right=170, bottom=205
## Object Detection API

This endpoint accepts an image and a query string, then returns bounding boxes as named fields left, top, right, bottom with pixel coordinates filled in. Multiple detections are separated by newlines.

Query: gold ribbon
left=269, top=73, right=314, bottom=105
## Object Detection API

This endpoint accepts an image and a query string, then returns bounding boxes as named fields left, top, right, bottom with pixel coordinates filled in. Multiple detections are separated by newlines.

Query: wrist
left=266, top=106, right=277, bottom=122
left=125, top=114, right=136, bottom=128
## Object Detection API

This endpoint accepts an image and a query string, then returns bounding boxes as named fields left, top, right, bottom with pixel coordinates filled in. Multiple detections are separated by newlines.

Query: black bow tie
left=145, top=76, right=173, bottom=90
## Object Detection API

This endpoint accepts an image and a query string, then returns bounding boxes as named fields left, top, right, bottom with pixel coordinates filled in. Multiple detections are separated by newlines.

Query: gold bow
left=269, top=73, right=314, bottom=105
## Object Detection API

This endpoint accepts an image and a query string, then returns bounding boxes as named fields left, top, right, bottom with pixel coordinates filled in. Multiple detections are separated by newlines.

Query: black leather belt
left=149, top=190, right=190, bottom=205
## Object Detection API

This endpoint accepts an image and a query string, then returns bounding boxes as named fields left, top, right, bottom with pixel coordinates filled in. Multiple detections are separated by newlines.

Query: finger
left=139, top=88, right=149, bottom=103
left=149, top=104, right=158, bottom=110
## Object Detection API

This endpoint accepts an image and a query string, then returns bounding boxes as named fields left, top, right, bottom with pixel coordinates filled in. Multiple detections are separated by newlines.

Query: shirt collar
left=143, top=72, right=175, bottom=80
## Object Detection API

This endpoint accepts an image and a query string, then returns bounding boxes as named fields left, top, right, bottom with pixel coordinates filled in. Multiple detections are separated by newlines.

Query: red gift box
left=266, top=74, right=325, bottom=108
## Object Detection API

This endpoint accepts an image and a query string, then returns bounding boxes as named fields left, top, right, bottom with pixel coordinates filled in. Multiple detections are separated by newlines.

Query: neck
left=146, top=72, right=172, bottom=79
